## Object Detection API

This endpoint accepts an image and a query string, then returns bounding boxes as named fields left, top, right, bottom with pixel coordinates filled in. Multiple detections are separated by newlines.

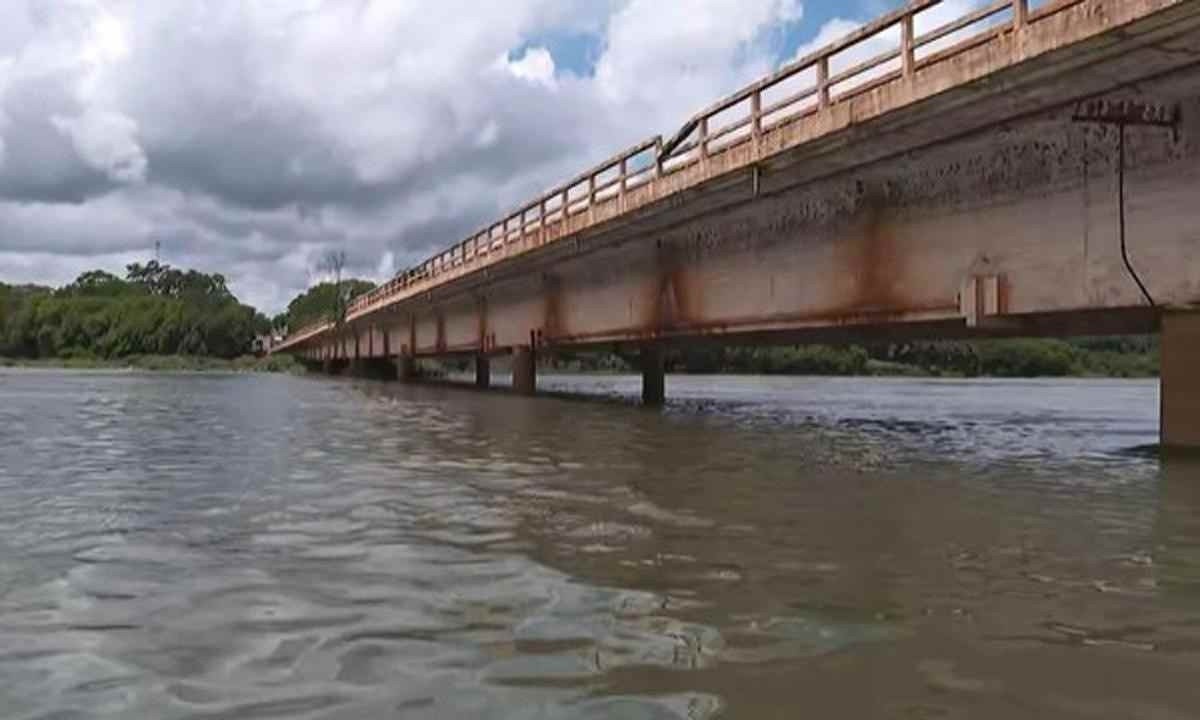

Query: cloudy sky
left=0, top=0, right=948, bottom=313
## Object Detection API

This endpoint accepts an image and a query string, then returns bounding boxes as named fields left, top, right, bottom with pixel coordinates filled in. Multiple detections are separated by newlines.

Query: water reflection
left=0, top=370, right=1197, bottom=718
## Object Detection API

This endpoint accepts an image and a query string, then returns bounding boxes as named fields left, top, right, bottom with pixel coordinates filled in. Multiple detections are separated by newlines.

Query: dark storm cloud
left=0, top=70, right=118, bottom=203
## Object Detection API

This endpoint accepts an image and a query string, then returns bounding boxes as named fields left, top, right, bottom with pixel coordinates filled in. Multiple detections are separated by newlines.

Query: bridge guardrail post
left=817, top=56, right=830, bottom=108
left=1013, top=0, right=1028, bottom=28
left=901, top=11, right=915, bottom=78
left=588, top=174, right=597, bottom=217
left=751, top=90, right=762, bottom=158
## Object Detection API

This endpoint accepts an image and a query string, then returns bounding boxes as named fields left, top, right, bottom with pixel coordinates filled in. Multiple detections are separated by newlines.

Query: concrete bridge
left=275, top=0, right=1200, bottom=449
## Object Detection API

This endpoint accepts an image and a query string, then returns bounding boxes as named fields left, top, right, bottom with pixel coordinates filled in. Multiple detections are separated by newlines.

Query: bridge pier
left=512, top=346, right=536, bottom=396
left=398, top=356, right=417, bottom=382
left=475, top=354, right=491, bottom=389
left=321, top=357, right=347, bottom=375
left=350, top=358, right=397, bottom=381
left=641, top=345, right=665, bottom=406
left=1162, top=310, right=1200, bottom=451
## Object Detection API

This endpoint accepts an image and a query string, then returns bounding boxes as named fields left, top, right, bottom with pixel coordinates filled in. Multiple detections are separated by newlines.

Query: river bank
left=0, top=353, right=306, bottom=374
left=426, top=338, right=1159, bottom=380
left=4, top=335, right=1156, bottom=380
left=539, top=338, right=1161, bottom=379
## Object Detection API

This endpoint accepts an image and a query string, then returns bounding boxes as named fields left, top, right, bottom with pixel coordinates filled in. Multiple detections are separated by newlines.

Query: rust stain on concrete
left=838, top=195, right=909, bottom=314
left=477, top=296, right=489, bottom=352
left=542, top=274, right=564, bottom=342
left=645, top=241, right=694, bottom=337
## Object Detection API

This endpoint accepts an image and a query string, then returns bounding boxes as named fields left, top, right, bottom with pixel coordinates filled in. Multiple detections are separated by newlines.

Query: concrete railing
left=278, top=0, right=1080, bottom=351
left=657, top=0, right=1050, bottom=165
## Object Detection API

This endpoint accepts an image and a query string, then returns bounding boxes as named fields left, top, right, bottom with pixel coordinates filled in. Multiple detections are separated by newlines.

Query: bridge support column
left=512, top=346, right=536, bottom=396
left=325, top=358, right=348, bottom=375
left=475, top=354, right=491, bottom=389
left=398, top=356, right=417, bottom=382
left=1162, top=310, right=1200, bottom=451
left=641, top=345, right=665, bottom=406
left=352, top=358, right=397, bottom=381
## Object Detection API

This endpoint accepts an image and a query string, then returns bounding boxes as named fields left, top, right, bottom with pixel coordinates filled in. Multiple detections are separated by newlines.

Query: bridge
left=274, top=0, right=1200, bottom=450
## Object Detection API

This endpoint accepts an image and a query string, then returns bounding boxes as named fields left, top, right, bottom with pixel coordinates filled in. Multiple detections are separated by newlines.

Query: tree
left=280, top=250, right=374, bottom=334
left=319, top=250, right=351, bottom=328
left=0, top=265, right=261, bottom=360
left=283, top=279, right=375, bottom=331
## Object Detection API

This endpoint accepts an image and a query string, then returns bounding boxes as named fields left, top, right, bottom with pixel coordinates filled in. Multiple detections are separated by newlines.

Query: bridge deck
left=276, top=0, right=1200, bottom=353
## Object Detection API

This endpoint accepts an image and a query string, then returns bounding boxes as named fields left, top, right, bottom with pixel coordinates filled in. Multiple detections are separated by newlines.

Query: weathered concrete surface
left=332, top=68, right=1198, bottom=361
left=1162, top=311, right=1200, bottom=450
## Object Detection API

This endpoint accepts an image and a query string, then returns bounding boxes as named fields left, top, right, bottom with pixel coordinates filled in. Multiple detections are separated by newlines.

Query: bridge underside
left=291, top=4, right=1200, bottom=449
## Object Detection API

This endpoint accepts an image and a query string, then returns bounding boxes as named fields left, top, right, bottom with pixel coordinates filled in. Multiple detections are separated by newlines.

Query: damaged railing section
left=281, top=0, right=1079, bottom=348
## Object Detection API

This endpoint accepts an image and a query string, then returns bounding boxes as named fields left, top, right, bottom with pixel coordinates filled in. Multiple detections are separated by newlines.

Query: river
left=1, top=370, right=1198, bottom=718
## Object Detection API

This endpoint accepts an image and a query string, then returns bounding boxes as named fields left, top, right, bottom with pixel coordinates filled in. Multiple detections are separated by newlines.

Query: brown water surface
left=1, top=370, right=1198, bottom=718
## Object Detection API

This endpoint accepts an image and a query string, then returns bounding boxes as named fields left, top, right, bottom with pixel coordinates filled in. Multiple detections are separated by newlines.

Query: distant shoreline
left=3, top=337, right=1159, bottom=381
left=0, top=354, right=305, bottom=374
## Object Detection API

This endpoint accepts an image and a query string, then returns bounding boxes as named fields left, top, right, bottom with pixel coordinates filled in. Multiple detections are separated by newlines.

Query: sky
left=0, top=0, right=973, bottom=313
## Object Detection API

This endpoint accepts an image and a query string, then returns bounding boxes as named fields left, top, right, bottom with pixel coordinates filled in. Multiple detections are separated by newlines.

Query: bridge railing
left=657, top=0, right=1051, bottom=165
left=281, top=0, right=1078, bottom=349
left=335, top=136, right=663, bottom=323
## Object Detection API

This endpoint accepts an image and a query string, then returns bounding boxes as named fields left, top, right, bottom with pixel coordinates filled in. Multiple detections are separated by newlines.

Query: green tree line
left=546, top=337, right=1158, bottom=378
left=669, top=337, right=1158, bottom=378
left=0, top=262, right=269, bottom=360
left=279, top=279, right=375, bottom=331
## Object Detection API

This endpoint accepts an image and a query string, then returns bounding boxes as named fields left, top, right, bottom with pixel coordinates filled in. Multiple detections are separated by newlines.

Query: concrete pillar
left=354, top=358, right=397, bottom=381
left=512, top=346, right=536, bottom=396
left=398, top=356, right=417, bottom=382
left=475, top=354, right=491, bottom=389
left=322, top=358, right=346, bottom=375
left=1162, top=310, right=1200, bottom=450
left=641, top=345, right=665, bottom=406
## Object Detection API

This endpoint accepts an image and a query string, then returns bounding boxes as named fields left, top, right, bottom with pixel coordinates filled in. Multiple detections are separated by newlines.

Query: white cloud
left=0, top=59, right=9, bottom=169
left=0, top=0, right=833, bottom=312
left=597, top=0, right=802, bottom=113
left=376, top=249, right=396, bottom=280
left=504, top=46, right=557, bottom=87
left=790, top=1, right=986, bottom=76
left=51, top=108, right=146, bottom=183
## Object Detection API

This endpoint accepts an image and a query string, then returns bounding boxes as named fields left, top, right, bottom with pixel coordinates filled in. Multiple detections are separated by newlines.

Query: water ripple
left=1, top=370, right=1197, bottom=718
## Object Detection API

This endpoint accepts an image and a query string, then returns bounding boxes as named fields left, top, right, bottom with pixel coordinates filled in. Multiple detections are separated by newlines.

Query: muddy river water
left=1, top=370, right=1198, bottom=718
